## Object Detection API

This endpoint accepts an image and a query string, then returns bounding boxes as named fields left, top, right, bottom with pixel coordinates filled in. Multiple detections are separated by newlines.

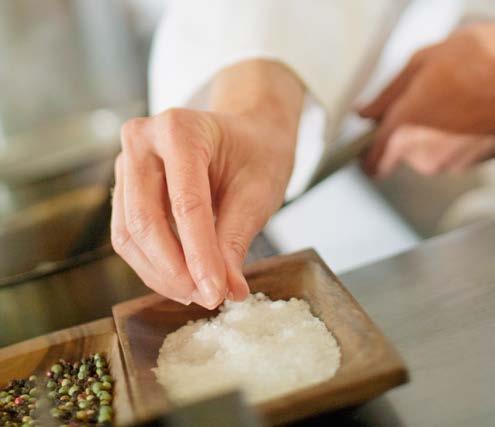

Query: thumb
left=215, top=191, right=268, bottom=301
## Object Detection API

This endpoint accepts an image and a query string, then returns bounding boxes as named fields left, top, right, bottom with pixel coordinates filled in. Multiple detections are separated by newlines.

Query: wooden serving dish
left=113, top=249, right=408, bottom=425
left=0, top=318, right=134, bottom=426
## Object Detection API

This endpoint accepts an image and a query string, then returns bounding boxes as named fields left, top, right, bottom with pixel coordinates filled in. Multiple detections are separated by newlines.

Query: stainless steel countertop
left=294, top=219, right=495, bottom=427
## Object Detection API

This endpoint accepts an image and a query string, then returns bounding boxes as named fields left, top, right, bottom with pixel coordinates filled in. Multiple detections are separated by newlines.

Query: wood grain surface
left=0, top=318, right=134, bottom=426
left=113, top=249, right=408, bottom=425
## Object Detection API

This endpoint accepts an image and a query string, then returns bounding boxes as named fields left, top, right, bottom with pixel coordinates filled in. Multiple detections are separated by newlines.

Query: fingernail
left=191, top=289, right=202, bottom=304
left=197, top=278, right=221, bottom=307
left=239, top=274, right=250, bottom=293
left=178, top=297, right=192, bottom=306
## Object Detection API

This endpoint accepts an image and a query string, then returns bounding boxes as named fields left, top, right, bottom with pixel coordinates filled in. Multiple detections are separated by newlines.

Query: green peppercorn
left=95, top=359, right=106, bottom=368
left=58, top=386, right=68, bottom=395
left=61, top=378, right=71, bottom=387
left=101, top=375, right=113, bottom=383
left=28, top=387, right=38, bottom=397
left=96, top=368, right=105, bottom=377
left=68, top=385, right=80, bottom=396
left=76, top=410, right=87, bottom=421
left=28, top=375, right=37, bottom=383
left=50, top=364, right=63, bottom=375
left=91, top=382, right=102, bottom=394
left=101, top=381, right=112, bottom=391
left=78, top=400, right=90, bottom=409
left=46, top=380, right=56, bottom=390
left=86, top=394, right=95, bottom=402
left=98, top=391, right=112, bottom=402
left=100, top=405, right=113, bottom=414
left=98, top=412, right=112, bottom=423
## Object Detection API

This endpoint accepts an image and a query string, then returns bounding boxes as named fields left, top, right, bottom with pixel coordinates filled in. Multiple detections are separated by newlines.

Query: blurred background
left=1, top=0, right=495, bottom=346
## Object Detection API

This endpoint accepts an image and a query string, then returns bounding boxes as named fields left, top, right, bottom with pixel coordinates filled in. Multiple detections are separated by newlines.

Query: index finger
left=154, top=111, right=227, bottom=309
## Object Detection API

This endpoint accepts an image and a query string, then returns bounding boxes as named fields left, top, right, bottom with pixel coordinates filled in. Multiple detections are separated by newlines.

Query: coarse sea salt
left=153, top=292, right=341, bottom=404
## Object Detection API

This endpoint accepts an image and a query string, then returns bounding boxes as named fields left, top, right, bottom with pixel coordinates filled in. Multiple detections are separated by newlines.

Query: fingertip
left=196, top=277, right=225, bottom=307
left=231, top=273, right=250, bottom=301
left=191, top=288, right=224, bottom=310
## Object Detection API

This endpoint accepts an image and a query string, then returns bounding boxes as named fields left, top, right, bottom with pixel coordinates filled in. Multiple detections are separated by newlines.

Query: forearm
left=209, top=60, right=305, bottom=139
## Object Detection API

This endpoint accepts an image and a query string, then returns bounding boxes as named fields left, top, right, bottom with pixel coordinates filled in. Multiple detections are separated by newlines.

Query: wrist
left=209, top=59, right=304, bottom=139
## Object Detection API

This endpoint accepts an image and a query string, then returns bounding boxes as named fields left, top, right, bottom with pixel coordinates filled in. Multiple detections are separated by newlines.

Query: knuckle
left=223, top=232, right=249, bottom=261
left=126, top=208, right=155, bottom=241
left=161, top=108, right=187, bottom=137
left=121, top=118, right=148, bottom=147
left=160, top=109, right=213, bottom=164
left=111, top=226, right=132, bottom=255
left=170, top=191, right=205, bottom=219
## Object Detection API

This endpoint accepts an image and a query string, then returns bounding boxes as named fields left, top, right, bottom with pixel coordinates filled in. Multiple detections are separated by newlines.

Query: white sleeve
left=149, top=0, right=408, bottom=197
left=149, top=0, right=406, bottom=115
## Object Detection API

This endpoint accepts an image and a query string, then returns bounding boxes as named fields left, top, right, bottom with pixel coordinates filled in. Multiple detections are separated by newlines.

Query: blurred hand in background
left=111, top=60, right=303, bottom=309
left=361, top=22, right=495, bottom=178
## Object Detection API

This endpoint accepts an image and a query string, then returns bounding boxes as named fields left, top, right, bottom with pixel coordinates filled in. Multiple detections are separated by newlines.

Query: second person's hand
left=360, top=23, right=495, bottom=177
left=111, top=60, right=304, bottom=309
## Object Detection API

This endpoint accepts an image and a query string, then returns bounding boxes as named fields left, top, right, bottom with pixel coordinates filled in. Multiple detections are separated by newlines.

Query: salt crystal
left=153, top=293, right=341, bottom=404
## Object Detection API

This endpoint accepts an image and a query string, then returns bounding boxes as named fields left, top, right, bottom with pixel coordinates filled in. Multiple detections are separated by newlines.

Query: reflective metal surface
left=0, top=0, right=143, bottom=137
left=0, top=0, right=147, bottom=281
left=0, top=250, right=148, bottom=346
left=294, top=219, right=495, bottom=426
left=0, top=160, right=114, bottom=278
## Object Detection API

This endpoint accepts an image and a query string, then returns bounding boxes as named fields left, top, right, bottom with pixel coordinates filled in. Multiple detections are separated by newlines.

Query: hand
left=360, top=23, right=495, bottom=177
left=111, top=60, right=304, bottom=309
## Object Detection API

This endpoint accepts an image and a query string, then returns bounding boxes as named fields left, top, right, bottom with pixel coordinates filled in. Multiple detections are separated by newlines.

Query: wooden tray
left=113, top=249, right=408, bottom=425
left=0, top=318, right=134, bottom=426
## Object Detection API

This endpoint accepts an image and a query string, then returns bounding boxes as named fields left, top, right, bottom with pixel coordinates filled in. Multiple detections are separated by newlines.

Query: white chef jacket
left=146, top=0, right=495, bottom=272
left=148, top=0, right=409, bottom=198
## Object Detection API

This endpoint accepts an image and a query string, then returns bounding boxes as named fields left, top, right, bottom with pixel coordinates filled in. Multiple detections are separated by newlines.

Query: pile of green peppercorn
left=0, top=353, right=114, bottom=426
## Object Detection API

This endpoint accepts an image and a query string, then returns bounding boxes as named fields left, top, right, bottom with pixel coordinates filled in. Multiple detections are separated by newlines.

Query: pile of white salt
left=153, top=292, right=341, bottom=404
